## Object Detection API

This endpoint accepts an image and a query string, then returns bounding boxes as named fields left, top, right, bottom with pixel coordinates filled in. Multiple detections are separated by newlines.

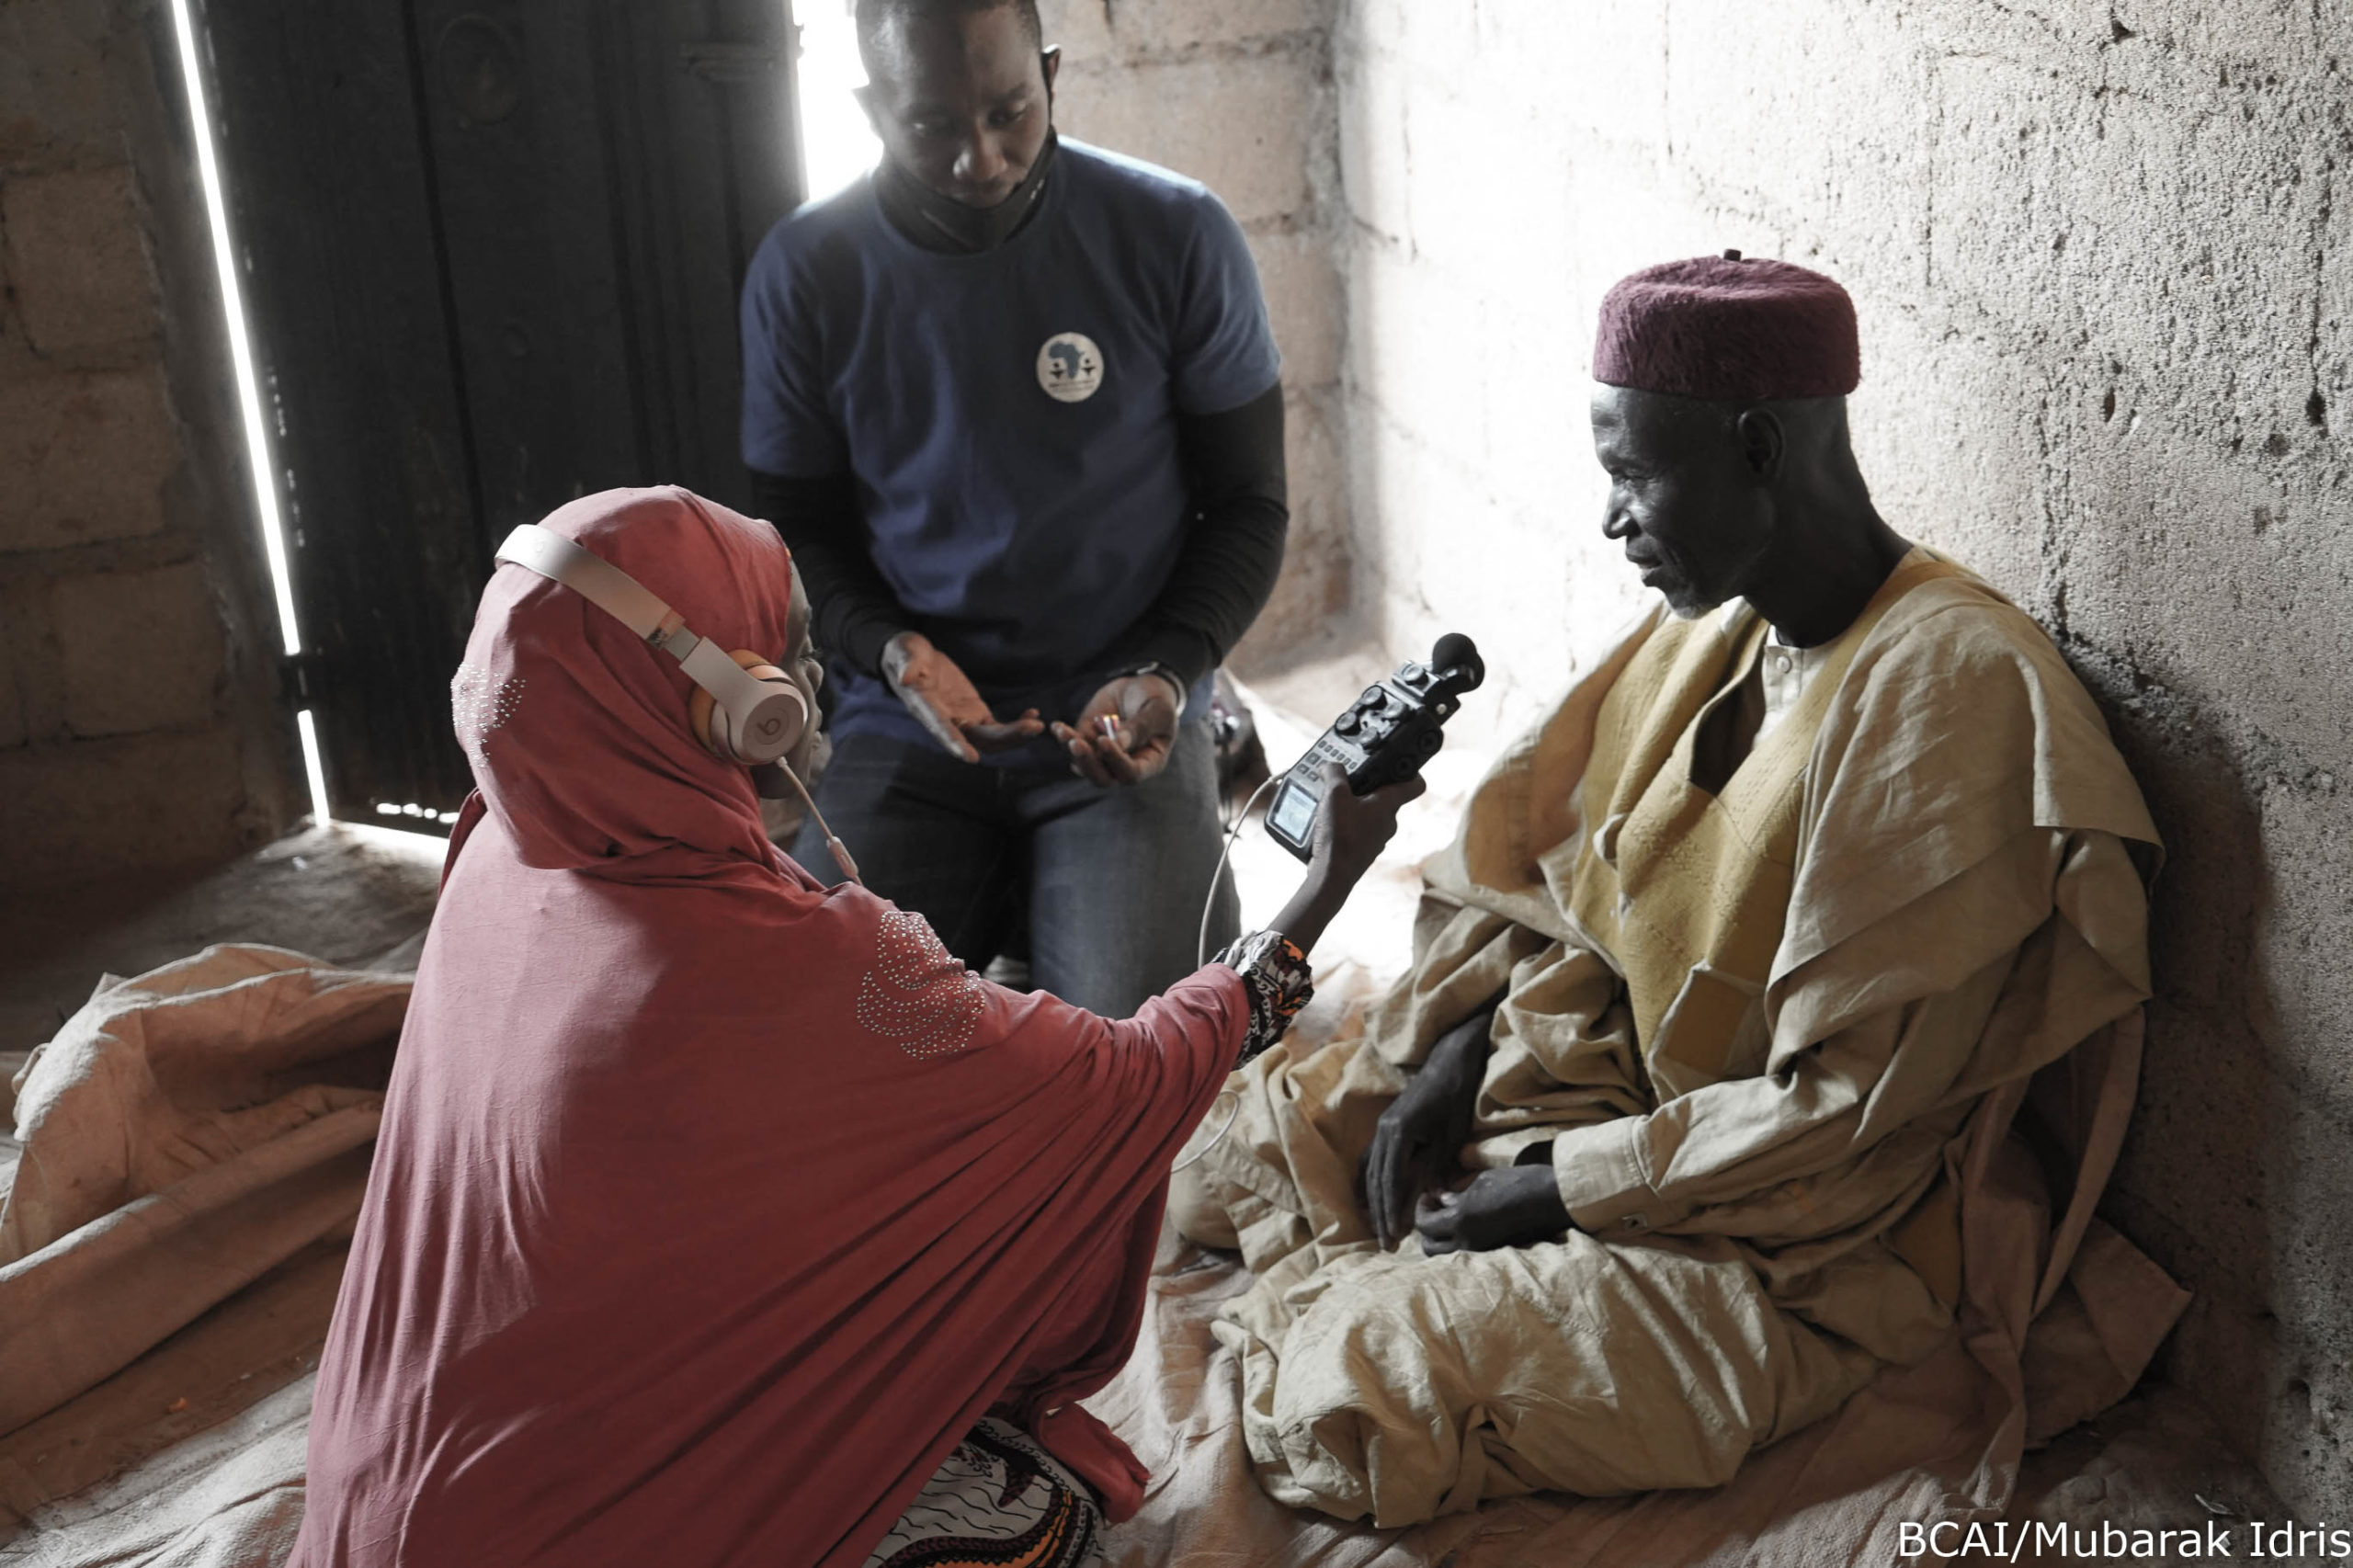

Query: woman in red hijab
left=290, top=487, right=1415, bottom=1568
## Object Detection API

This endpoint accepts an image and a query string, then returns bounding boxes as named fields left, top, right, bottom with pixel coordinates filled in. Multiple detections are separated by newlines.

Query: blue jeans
left=791, top=719, right=1240, bottom=1017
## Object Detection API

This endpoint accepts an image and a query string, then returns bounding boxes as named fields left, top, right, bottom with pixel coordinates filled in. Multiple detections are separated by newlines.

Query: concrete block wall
left=0, top=0, right=290, bottom=890
left=1330, top=0, right=2352, bottom=1517
left=1037, top=0, right=1349, bottom=669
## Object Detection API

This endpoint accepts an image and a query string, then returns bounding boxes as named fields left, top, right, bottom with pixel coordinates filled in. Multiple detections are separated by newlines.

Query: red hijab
left=292, top=488, right=1240, bottom=1566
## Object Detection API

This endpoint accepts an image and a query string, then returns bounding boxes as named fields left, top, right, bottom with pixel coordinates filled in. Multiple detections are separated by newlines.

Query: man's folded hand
left=1363, top=1005, right=1494, bottom=1249
left=1415, top=1165, right=1573, bottom=1255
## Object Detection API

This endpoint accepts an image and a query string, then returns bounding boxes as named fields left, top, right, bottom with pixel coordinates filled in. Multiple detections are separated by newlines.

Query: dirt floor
left=0, top=823, right=444, bottom=1066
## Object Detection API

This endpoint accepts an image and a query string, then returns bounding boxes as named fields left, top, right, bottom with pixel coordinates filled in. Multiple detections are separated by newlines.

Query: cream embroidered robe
left=1176, top=551, right=2176, bottom=1526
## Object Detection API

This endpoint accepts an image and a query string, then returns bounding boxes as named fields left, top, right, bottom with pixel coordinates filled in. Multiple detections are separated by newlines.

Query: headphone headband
left=494, top=523, right=803, bottom=765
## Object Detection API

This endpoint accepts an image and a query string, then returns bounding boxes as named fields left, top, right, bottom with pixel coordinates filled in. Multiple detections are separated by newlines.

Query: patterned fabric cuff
left=1211, top=929, right=1313, bottom=1068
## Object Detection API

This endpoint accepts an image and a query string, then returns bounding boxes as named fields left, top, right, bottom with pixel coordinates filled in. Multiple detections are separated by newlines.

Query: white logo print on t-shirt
left=1036, top=332, right=1104, bottom=403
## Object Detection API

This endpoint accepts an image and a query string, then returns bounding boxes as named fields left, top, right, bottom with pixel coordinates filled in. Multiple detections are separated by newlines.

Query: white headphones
left=494, top=523, right=860, bottom=883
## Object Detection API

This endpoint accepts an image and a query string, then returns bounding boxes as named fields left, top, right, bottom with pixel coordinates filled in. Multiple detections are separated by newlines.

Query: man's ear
left=853, top=82, right=884, bottom=138
left=1040, top=44, right=1061, bottom=101
left=1734, top=408, right=1785, bottom=479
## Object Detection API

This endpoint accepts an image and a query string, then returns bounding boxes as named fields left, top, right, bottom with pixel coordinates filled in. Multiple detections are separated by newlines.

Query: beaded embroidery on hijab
left=856, top=910, right=988, bottom=1059
left=452, top=485, right=794, bottom=877
left=451, top=664, right=527, bottom=767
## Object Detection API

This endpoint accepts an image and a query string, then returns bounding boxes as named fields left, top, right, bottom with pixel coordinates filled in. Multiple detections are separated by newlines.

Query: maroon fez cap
left=1593, top=250, right=1860, bottom=401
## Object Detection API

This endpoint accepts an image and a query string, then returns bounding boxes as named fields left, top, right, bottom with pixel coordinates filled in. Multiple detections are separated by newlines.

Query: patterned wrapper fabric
left=861, top=1418, right=1107, bottom=1568
left=1211, top=930, right=1313, bottom=1068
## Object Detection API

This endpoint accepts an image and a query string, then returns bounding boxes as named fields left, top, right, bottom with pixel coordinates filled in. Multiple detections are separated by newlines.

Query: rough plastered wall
left=1036, top=0, right=1348, bottom=667
left=1334, top=0, right=2353, bottom=1517
left=0, top=0, right=290, bottom=890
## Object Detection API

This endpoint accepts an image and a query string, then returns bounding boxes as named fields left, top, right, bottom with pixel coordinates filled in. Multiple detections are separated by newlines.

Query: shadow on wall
left=2082, top=648, right=2352, bottom=1507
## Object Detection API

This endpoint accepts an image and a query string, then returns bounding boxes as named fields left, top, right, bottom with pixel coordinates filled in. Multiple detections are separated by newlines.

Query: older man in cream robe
left=1168, top=254, right=2178, bottom=1528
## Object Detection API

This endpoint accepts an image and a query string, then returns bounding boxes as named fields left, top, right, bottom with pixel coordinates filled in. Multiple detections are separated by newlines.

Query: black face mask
left=877, top=130, right=1059, bottom=255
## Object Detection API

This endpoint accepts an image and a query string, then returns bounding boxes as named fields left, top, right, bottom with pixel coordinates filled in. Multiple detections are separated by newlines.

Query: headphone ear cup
left=691, top=653, right=809, bottom=765
left=731, top=671, right=809, bottom=765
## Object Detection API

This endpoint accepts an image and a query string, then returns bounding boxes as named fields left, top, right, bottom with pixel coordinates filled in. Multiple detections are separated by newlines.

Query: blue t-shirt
left=739, top=140, right=1280, bottom=752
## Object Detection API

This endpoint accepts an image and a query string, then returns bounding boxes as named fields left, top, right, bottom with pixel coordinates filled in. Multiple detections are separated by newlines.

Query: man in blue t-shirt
left=740, top=0, right=1289, bottom=1016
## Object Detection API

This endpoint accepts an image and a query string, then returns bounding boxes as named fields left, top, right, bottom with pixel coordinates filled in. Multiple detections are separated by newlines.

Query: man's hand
left=882, top=631, right=1045, bottom=762
left=1051, top=672, right=1183, bottom=787
left=1415, top=1165, right=1573, bottom=1256
left=1362, top=1004, right=1493, bottom=1250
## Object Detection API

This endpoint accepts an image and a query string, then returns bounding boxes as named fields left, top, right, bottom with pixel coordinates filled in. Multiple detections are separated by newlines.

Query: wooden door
left=194, top=0, right=804, bottom=824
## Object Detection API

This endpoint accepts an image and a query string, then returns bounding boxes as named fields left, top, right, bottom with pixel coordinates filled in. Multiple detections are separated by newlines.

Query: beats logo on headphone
left=688, top=649, right=809, bottom=765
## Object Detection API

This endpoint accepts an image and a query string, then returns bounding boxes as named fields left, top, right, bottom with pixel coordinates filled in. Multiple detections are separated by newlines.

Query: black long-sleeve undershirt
left=748, top=470, right=904, bottom=679
left=747, top=381, right=1289, bottom=695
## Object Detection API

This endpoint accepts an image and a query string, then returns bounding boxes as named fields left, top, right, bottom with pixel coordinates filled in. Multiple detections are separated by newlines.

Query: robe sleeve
left=923, top=962, right=1258, bottom=1525
left=1469, top=938, right=1653, bottom=1164
left=1547, top=838, right=2039, bottom=1234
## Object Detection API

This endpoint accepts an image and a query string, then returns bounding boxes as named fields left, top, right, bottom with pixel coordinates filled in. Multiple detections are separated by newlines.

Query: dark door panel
left=195, top=0, right=483, bottom=817
left=195, top=0, right=804, bottom=824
